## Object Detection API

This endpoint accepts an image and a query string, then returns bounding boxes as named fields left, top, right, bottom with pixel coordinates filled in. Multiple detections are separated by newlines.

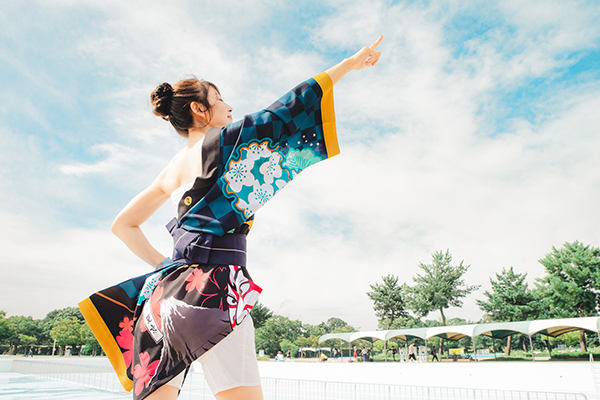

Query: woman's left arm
left=111, top=183, right=170, bottom=268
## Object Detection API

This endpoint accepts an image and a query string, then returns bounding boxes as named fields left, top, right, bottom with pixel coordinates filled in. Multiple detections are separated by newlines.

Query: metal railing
left=10, top=359, right=125, bottom=393
left=260, top=378, right=588, bottom=400
left=590, top=353, right=600, bottom=393
left=8, top=359, right=589, bottom=400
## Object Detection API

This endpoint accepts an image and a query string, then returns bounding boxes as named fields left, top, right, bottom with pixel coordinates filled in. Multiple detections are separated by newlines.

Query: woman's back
left=155, top=136, right=206, bottom=196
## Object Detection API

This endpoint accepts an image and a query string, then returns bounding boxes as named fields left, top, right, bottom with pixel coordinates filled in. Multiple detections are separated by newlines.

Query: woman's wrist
left=155, top=257, right=173, bottom=270
left=325, top=57, right=354, bottom=85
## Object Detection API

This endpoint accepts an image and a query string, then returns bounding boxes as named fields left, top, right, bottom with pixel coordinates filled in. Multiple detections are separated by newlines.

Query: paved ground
left=257, top=359, right=596, bottom=393
left=1, top=356, right=598, bottom=399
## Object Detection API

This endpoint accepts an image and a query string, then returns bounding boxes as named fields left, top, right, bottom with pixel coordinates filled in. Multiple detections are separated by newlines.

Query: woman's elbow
left=110, top=219, right=121, bottom=237
left=111, top=216, right=128, bottom=238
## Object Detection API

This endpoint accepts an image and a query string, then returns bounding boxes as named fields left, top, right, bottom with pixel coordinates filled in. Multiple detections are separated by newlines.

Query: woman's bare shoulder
left=153, top=144, right=202, bottom=195
left=152, top=147, right=188, bottom=195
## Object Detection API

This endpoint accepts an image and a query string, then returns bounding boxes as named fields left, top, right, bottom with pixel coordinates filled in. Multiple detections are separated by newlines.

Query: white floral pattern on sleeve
left=224, top=159, right=254, bottom=193
left=260, top=153, right=283, bottom=184
left=236, top=180, right=274, bottom=218
left=223, top=138, right=322, bottom=219
left=246, top=142, right=272, bottom=161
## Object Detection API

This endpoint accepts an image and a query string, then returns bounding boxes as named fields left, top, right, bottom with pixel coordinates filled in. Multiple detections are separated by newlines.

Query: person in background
left=275, top=351, right=284, bottom=362
left=430, top=346, right=439, bottom=362
left=408, top=342, right=417, bottom=362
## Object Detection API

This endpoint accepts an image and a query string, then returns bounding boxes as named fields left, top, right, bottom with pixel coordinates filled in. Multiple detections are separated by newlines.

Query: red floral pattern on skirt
left=125, top=264, right=261, bottom=400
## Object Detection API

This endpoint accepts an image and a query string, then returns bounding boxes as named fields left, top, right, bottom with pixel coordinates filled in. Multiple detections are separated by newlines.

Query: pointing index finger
left=370, top=35, right=383, bottom=50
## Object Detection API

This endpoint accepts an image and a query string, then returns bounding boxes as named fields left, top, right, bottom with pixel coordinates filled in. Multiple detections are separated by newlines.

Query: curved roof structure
left=528, top=316, right=600, bottom=337
left=384, top=328, right=429, bottom=341
left=318, top=316, right=600, bottom=344
left=319, top=331, right=388, bottom=344
left=318, top=332, right=355, bottom=344
left=425, top=324, right=478, bottom=341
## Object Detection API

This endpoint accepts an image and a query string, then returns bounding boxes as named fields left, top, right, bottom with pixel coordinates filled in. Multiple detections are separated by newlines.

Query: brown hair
left=150, top=76, right=219, bottom=137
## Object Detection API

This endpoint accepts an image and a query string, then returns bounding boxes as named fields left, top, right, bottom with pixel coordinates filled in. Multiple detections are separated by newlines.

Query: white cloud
left=0, top=208, right=174, bottom=319
left=59, top=143, right=146, bottom=176
left=238, top=0, right=600, bottom=328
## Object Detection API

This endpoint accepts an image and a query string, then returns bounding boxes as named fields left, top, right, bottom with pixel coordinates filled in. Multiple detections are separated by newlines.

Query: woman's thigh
left=216, top=385, right=263, bottom=400
left=144, top=384, right=179, bottom=400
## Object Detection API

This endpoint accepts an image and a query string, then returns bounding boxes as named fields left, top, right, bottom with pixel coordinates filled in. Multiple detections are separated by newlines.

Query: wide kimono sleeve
left=78, top=259, right=182, bottom=392
left=179, top=72, right=339, bottom=235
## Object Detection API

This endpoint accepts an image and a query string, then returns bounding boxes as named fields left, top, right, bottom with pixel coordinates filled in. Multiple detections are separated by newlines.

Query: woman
left=79, top=37, right=382, bottom=400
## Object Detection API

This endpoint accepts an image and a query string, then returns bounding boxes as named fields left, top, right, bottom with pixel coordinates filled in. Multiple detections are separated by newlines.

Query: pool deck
left=259, top=359, right=597, bottom=393
left=1, top=356, right=598, bottom=399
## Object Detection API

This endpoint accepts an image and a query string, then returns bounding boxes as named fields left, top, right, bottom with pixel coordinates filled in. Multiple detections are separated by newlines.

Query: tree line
left=249, top=302, right=357, bottom=357
left=0, top=307, right=100, bottom=356
left=2, top=240, right=598, bottom=358
left=367, top=241, right=600, bottom=355
left=0, top=302, right=356, bottom=358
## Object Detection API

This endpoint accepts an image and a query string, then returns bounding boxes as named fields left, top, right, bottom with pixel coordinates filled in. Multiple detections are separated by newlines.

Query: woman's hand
left=348, top=36, right=382, bottom=71
left=325, top=36, right=383, bottom=85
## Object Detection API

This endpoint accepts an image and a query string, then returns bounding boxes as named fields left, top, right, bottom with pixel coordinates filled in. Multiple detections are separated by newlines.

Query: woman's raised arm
left=325, top=36, right=382, bottom=85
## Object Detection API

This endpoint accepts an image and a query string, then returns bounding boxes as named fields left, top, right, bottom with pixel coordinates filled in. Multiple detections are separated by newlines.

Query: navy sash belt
left=166, top=218, right=247, bottom=267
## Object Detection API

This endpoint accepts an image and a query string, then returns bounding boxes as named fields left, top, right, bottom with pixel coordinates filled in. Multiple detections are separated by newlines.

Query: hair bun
left=151, top=82, right=174, bottom=119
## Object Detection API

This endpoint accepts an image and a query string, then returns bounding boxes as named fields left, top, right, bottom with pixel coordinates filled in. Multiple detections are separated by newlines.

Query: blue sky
left=1, top=0, right=600, bottom=330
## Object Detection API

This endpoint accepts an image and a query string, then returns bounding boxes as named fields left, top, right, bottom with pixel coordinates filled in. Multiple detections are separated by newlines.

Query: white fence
left=9, top=360, right=589, bottom=400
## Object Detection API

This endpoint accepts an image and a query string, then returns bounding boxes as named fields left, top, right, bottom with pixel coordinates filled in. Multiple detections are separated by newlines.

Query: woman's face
left=206, top=87, right=233, bottom=128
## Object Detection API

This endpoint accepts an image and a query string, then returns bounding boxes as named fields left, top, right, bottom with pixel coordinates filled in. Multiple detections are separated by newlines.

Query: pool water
left=0, top=373, right=130, bottom=400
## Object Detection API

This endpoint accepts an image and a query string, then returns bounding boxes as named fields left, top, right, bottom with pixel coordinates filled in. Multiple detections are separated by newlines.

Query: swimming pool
left=0, top=372, right=129, bottom=400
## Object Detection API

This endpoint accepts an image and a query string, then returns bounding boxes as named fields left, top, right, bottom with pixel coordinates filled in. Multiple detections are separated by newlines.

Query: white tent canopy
left=319, top=331, right=387, bottom=344
left=318, top=316, right=600, bottom=344
left=425, top=324, right=478, bottom=341
left=528, top=317, right=600, bottom=337
left=473, top=321, right=531, bottom=339
left=384, top=328, right=429, bottom=341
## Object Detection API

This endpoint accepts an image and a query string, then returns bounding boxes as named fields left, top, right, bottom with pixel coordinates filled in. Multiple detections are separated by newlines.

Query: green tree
left=410, top=249, right=480, bottom=354
left=0, top=311, right=12, bottom=346
left=40, top=307, right=84, bottom=346
left=367, top=275, right=409, bottom=329
left=254, top=315, right=302, bottom=357
left=476, top=267, right=536, bottom=355
left=332, top=324, right=357, bottom=333
left=7, top=316, right=40, bottom=355
left=279, top=339, right=299, bottom=357
left=535, top=241, right=600, bottom=352
left=18, top=334, right=37, bottom=348
left=325, top=318, right=348, bottom=333
left=387, top=315, right=424, bottom=330
left=50, top=318, right=82, bottom=356
left=294, top=335, right=317, bottom=349
left=303, top=323, right=328, bottom=338
left=80, top=323, right=101, bottom=356
left=250, top=302, right=273, bottom=329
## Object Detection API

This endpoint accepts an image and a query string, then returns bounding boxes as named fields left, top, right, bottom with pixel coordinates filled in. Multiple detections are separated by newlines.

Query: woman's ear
left=191, top=102, right=208, bottom=121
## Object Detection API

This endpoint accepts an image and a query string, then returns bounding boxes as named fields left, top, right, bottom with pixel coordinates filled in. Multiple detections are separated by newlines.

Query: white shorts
left=166, top=316, right=261, bottom=394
